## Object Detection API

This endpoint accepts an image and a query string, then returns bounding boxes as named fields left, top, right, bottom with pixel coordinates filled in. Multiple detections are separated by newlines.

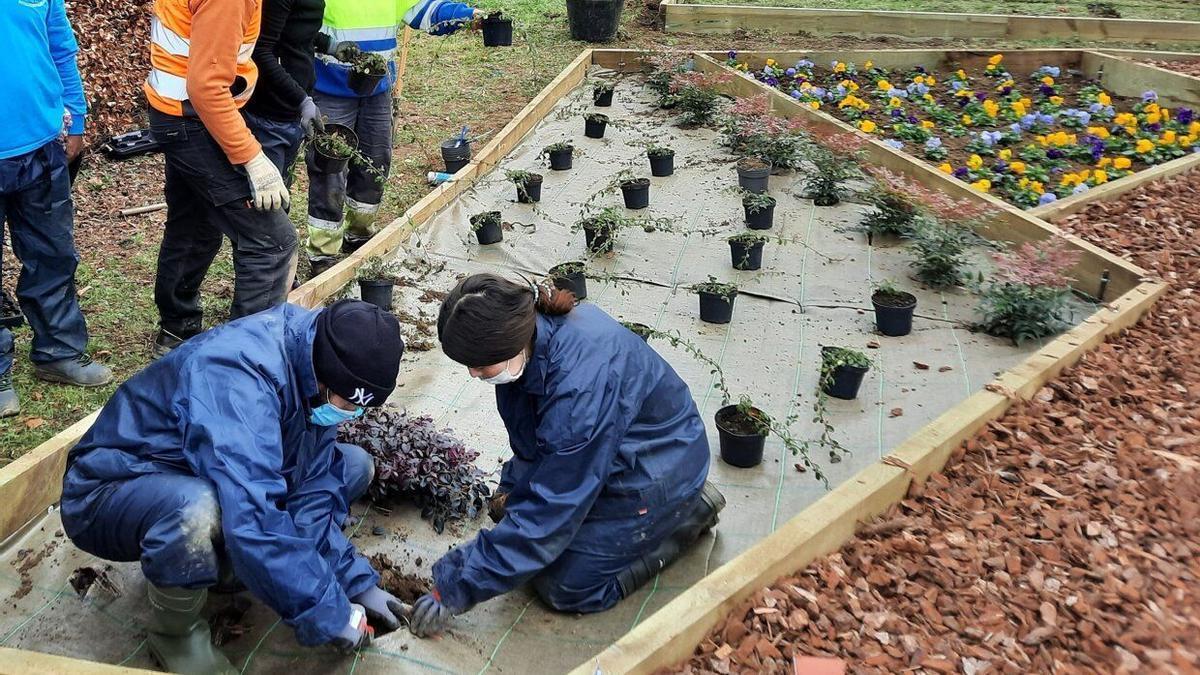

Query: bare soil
left=670, top=170, right=1200, bottom=673
left=370, top=553, right=432, bottom=605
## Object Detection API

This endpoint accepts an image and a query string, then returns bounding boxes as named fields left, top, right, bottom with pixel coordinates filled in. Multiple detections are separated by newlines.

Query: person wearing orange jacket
left=146, top=0, right=299, bottom=359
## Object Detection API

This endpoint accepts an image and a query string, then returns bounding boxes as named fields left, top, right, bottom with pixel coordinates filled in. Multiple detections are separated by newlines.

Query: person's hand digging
left=409, top=590, right=453, bottom=638
left=329, top=603, right=373, bottom=653
left=353, top=586, right=409, bottom=633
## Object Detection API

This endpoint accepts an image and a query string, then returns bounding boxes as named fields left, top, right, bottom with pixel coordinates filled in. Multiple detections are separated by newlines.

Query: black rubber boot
left=341, top=234, right=371, bottom=254
left=616, top=481, right=726, bottom=597
left=151, top=327, right=200, bottom=361
left=308, top=255, right=339, bottom=279
left=146, top=583, right=237, bottom=675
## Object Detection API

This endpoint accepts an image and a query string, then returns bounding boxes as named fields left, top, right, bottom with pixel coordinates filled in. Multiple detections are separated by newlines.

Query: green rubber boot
left=146, top=584, right=237, bottom=675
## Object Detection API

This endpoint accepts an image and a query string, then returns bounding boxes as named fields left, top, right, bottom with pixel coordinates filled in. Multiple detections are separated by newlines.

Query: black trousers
left=149, top=109, right=297, bottom=336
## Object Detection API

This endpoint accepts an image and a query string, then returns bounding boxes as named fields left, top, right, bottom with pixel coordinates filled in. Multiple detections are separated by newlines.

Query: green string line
left=348, top=651, right=360, bottom=675
left=866, top=231, right=886, bottom=460
left=939, top=291, right=973, bottom=396
left=238, top=617, right=281, bottom=675
left=0, top=581, right=70, bottom=645
left=475, top=599, right=533, bottom=675
left=628, top=571, right=661, bottom=630
left=117, top=638, right=147, bottom=666
left=360, top=646, right=461, bottom=673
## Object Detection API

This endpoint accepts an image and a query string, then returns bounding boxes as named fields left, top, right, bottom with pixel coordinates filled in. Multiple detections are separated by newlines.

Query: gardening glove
left=243, top=151, right=290, bottom=211
left=409, top=590, right=454, bottom=638
left=314, top=32, right=334, bottom=55
left=353, top=586, right=408, bottom=633
left=300, top=97, right=325, bottom=138
left=329, top=603, right=373, bottom=653
left=333, top=41, right=361, bottom=63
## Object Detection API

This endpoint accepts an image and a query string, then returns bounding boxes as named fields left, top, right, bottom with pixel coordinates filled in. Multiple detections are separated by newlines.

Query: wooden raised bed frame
left=658, top=1, right=1200, bottom=47
left=0, top=48, right=1187, bottom=673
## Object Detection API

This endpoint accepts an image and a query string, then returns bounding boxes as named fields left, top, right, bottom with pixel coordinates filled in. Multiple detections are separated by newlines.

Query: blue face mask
left=310, top=393, right=365, bottom=426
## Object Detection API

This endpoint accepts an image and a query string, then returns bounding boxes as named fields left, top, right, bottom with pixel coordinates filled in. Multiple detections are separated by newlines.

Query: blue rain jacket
left=432, top=304, right=710, bottom=613
left=61, top=304, right=379, bottom=647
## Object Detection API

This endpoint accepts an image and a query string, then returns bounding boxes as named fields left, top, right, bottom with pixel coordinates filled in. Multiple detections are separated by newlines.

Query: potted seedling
left=311, top=124, right=358, bottom=174
left=580, top=215, right=615, bottom=253
left=909, top=219, right=973, bottom=287
left=736, top=157, right=771, bottom=193
left=505, top=169, right=543, bottom=203
left=871, top=279, right=917, bottom=337
left=584, top=113, right=609, bottom=139
left=440, top=137, right=472, bottom=174
left=620, top=321, right=653, bottom=342
left=727, top=232, right=767, bottom=271
left=620, top=175, right=650, bottom=210
left=820, top=346, right=870, bottom=400
left=741, top=190, right=777, bottom=230
left=548, top=261, right=587, bottom=300
left=356, top=256, right=403, bottom=311
left=802, top=146, right=856, bottom=207
left=693, top=276, right=737, bottom=324
left=343, top=46, right=389, bottom=96
left=481, top=11, right=513, bottom=47
left=469, top=211, right=503, bottom=245
left=647, top=143, right=675, bottom=177
left=715, top=397, right=768, bottom=468
left=544, top=142, right=574, bottom=171
left=593, top=81, right=615, bottom=107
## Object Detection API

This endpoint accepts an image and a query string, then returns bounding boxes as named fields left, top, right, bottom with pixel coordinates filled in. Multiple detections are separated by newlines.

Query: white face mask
left=481, top=351, right=527, bottom=385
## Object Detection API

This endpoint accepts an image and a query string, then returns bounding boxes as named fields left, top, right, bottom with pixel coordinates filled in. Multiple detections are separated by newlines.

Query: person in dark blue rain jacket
left=61, top=300, right=409, bottom=673
left=407, top=273, right=727, bottom=637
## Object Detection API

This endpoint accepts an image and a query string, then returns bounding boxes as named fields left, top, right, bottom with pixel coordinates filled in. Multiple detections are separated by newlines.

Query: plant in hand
left=343, top=46, right=388, bottom=76
left=313, top=128, right=356, bottom=159
left=908, top=218, right=974, bottom=287
left=975, top=238, right=1080, bottom=344
left=668, top=71, right=733, bottom=126
left=340, top=406, right=491, bottom=534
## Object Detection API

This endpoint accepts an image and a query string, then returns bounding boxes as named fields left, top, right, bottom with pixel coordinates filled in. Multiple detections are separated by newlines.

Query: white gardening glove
left=243, top=151, right=290, bottom=211
left=300, top=97, right=325, bottom=138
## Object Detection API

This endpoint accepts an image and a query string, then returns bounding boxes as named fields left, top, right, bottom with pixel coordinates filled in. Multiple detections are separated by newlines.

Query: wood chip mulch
left=1143, top=59, right=1200, bottom=79
left=68, top=0, right=152, bottom=143
left=669, top=171, right=1200, bottom=675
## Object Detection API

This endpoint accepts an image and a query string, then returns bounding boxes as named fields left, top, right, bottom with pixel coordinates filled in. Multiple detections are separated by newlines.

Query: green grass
left=678, top=0, right=1200, bottom=21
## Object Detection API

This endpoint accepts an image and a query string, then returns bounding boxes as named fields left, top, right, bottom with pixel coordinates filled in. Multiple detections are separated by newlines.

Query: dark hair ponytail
left=437, top=273, right=574, bottom=367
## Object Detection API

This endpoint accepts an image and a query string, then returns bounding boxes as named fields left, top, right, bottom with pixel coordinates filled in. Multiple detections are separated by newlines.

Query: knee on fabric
left=337, top=442, right=375, bottom=503
left=140, top=483, right=223, bottom=588
left=531, top=564, right=621, bottom=614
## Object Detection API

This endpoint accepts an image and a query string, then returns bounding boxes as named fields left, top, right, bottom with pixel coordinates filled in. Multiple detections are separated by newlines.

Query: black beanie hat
left=313, top=300, right=403, bottom=407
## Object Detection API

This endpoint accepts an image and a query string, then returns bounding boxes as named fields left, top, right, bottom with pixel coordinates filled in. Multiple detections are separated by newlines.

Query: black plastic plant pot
left=566, top=0, right=623, bottom=43
left=549, top=263, right=588, bottom=300
left=584, top=115, right=609, bottom=139
left=744, top=197, right=776, bottom=230
left=481, top=14, right=513, bottom=47
left=311, top=124, right=358, bottom=174
left=698, top=290, right=736, bottom=324
left=715, top=405, right=766, bottom=468
left=583, top=223, right=614, bottom=253
left=358, top=279, right=394, bottom=311
left=728, top=239, right=765, bottom=271
left=872, top=291, right=917, bottom=337
left=625, top=322, right=652, bottom=342
left=593, top=85, right=614, bottom=107
left=515, top=175, right=543, bottom=203
left=621, top=178, right=650, bottom=209
left=648, top=151, right=675, bottom=177
left=821, top=347, right=869, bottom=400
left=347, top=70, right=386, bottom=96
left=548, top=147, right=573, bottom=171
left=737, top=159, right=771, bottom=193
left=813, top=194, right=840, bottom=207
left=471, top=212, right=503, bottom=245
left=441, top=138, right=472, bottom=174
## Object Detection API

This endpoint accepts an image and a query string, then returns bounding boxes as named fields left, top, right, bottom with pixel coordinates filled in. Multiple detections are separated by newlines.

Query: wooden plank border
left=0, top=648, right=158, bottom=674
left=661, top=4, right=1200, bottom=45
left=0, top=48, right=595, bottom=547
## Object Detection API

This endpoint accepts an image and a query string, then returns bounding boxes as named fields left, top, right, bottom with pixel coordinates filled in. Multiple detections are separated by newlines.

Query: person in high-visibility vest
left=304, top=0, right=481, bottom=276
left=146, top=0, right=300, bottom=360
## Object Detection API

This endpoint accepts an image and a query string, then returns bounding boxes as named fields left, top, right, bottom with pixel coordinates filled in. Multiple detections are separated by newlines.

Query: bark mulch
left=1143, top=59, right=1200, bottom=79
left=668, top=170, right=1200, bottom=674
left=68, top=0, right=152, bottom=144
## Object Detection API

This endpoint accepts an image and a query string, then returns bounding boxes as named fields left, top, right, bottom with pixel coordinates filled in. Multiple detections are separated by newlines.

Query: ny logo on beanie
left=350, top=388, right=375, bottom=406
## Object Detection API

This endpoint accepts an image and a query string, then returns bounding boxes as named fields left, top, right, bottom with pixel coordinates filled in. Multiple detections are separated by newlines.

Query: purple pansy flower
left=925, top=137, right=943, bottom=149
left=954, top=167, right=970, bottom=179
left=1072, top=184, right=1090, bottom=195
left=790, top=90, right=802, bottom=99
left=1039, top=84, right=1056, bottom=97
left=882, top=139, right=904, bottom=150
left=1047, top=149, right=1064, bottom=160
left=786, top=68, right=796, bottom=77
left=1142, top=90, right=1158, bottom=102
left=1020, top=113, right=1037, bottom=129
left=727, top=50, right=737, bottom=59
left=975, top=92, right=987, bottom=102
left=1009, top=123, right=1023, bottom=135
left=891, top=109, right=904, bottom=118
left=1177, top=108, right=1193, bottom=125
left=1038, top=114, right=1056, bottom=126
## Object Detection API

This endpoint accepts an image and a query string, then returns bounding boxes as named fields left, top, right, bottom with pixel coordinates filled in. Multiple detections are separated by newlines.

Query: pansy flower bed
left=724, top=52, right=1200, bottom=209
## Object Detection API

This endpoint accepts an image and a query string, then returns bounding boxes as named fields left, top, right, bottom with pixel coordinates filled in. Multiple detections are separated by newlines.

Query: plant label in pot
left=715, top=404, right=766, bottom=468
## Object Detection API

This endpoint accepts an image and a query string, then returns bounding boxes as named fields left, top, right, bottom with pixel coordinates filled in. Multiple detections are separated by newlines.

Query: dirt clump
left=9, top=540, right=59, bottom=600
left=68, top=565, right=120, bottom=598
left=369, top=553, right=432, bottom=605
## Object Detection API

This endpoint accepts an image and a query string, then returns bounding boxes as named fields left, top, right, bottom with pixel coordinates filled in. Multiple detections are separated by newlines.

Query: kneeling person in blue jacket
left=409, top=274, right=727, bottom=637
left=62, top=300, right=407, bottom=673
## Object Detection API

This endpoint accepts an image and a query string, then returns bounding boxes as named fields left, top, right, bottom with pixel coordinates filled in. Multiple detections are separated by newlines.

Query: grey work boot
left=33, top=354, right=112, bottom=387
left=616, top=481, right=726, bottom=598
left=146, top=584, right=237, bottom=675
left=0, top=369, right=18, bottom=418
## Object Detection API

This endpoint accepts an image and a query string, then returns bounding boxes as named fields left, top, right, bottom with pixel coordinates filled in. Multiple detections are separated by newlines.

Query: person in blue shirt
left=62, top=300, right=408, bottom=672
left=408, top=274, right=726, bottom=637
left=0, top=0, right=113, bottom=417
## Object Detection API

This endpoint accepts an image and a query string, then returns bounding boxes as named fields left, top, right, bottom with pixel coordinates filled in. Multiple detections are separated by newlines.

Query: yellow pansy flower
left=1041, top=76, right=1055, bottom=86
left=1020, top=97, right=1032, bottom=109
left=1096, top=157, right=1112, bottom=168
left=1031, top=181, right=1045, bottom=194
left=1011, top=101, right=1027, bottom=116
left=913, top=75, right=925, bottom=85
left=1097, top=92, right=1111, bottom=105
left=1190, top=121, right=1200, bottom=135
left=939, top=163, right=953, bottom=174
left=1160, top=130, right=1177, bottom=145
left=1018, top=177, right=1030, bottom=188
left=983, top=100, right=999, bottom=117
left=1050, top=96, right=1065, bottom=106
left=809, top=101, right=821, bottom=110
left=1010, top=161, right=1026, bottom=174
left=962, top=114, right=973, bottom=125
left=766, top=58, right=776, bottom=67
left=1145, top=102, right=1160, bottom=115
left=1124, top=126, right=1138, bottom=136
left=800, top=81, right=813, bottom=90
left=1136, top=138, right=1155, bottom=153
left=967, top=154, right=983, bottom=170
left=924, top=93, right=935, bottom=104
left=864, top=60, right=874, bottom=69
left=1114, top=157, right=1132, bottom=169
left=877, top=79, right=892, bottom=90
left=955, top=89, right=973, bottom=98
left=998, top=149, right=1013, bottom=160
left=971, top=179, right=991, bottom=192
left=926, top=76, right=937, bottom=85
left=1093, top=170, right=1109, bottom=184
left=921, top=120, right=936, bottom=129
left=988, top=54, right=1003, bottom=66
left=1146, top=112, right=1162, bottom=125
left=956, top=69, right=967, bottom=79
left=858, top=120, right=877, bottom=133
left=889, top=97, right=903, bottom=108
left=1060, top=173, right=1081, bottom=187
left=834, top=62, right=847, bottom=73
left=1087, top=126, right=1110, bottom=139
left=1115, top=112, right=1137, bottom=126
left=1182, top=135, right=1195, bottom=147
left=1078, top=169, right=1091, bottom=181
